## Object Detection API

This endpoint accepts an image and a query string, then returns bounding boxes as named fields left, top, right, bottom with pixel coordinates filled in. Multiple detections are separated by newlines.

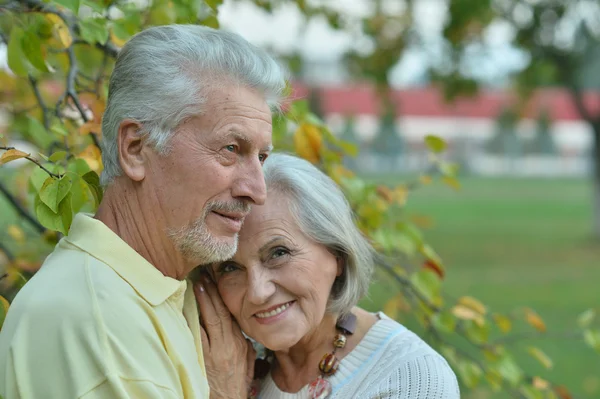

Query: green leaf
left=39, top=176, right=72, bottom=213
left=578, top=309, right=596, bottom=329
left=23, top=29, right=51, bottom=73
left=457, top=360, right=482, bottom=388
left=424, top=135, right=447, bottom=153
left=67, top=158, right=92, bottom=176
left=520, top=385, right=545, bottom=399
left=50, top=121, right=68, bottom=137
left=465, top=319, right=490, bottom=344
left=583, top=329, right=600, bottom=353
left=34, top=192, right=73, bottom=235
left=200, top=14, right=219, bottom=29
left=69, top=174, right=89, bottom=213
left=82, top=0, right=106, bottom=14
left=289, top=100, right=310, bottom=120
left=439, top=161, right=460, bottom=177
left=410, top=269, right=441, bottom=303
left=493, top=353, right=523, bottom=386
left=49, top=151, right=68, bottom=162
left=30, top=169, right=52, bottom=193
left=82, top=171, right=103, bottom=207
left=52, top=0, right=80, bottom=14
left=27, top=116, right=53, bottom=149
left=205, top=0, right=223, bottom=11
left=432, top=310, right=456, bottom=333
left=527, top=347, right=553, bottom=369
left=7, top=26, right=28, bottom=77
left=79, top=18, right=109, bottom=45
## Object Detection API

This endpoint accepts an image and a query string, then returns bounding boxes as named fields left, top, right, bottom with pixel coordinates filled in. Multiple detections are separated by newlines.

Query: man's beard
left=167, top=200, right=251, bottom=265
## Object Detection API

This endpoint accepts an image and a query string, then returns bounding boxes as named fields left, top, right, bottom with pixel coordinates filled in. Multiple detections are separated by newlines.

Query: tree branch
left=0, top=181, right=46, bottom=234
left=0, top=146, right=62, bottom=178
left=28, top=75, right=51, bottom=130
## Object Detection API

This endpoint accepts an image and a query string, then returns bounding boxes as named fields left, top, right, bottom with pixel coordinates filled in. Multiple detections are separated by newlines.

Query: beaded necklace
left=249, top=313, right=357, bottom=399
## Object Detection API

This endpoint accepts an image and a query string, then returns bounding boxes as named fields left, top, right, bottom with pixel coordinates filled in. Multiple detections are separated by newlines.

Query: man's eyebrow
left=225, top=129, right=272, bottom=152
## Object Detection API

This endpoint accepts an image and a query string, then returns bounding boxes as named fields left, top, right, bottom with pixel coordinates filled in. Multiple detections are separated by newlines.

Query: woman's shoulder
left=331, top=312, right=460, bottom=398
left=357, top=312, right=446, bottom=362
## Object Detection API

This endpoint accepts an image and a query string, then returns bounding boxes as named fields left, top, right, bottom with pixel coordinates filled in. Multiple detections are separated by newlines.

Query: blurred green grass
left=360, top=176, right=600, bottom=399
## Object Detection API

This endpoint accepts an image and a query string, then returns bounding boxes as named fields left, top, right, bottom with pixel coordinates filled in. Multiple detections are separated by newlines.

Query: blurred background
left=214, top=1, right=600, bottom=398
left=1, top=0, right=599, bottom=398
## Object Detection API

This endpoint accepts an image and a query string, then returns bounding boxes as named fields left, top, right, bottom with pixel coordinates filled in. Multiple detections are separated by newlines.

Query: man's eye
left=225, top=145, right=237, bottom=153
left=258, top=153, right=268, bottom=163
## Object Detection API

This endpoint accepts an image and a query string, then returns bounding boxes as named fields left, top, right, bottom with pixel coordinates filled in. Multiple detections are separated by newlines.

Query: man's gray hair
left=100, top=24, right=287, bottom=186
left=263, top=153, right=375, bottom=316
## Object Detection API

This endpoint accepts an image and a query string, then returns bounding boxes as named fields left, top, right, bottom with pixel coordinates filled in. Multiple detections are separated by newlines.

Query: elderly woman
left=196, top=154, right=459, bottom=398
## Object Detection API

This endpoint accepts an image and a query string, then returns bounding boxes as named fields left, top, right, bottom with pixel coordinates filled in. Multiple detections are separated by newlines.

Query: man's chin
left=188, top=236, right=238, bottom=265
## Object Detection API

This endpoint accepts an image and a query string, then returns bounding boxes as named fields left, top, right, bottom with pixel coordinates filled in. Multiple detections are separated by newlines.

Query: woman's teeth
left=255, top=302, right=292, bottom=319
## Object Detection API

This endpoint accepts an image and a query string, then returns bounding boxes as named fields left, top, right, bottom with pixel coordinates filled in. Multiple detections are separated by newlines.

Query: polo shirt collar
left=64, top=213, right=184, bottom=306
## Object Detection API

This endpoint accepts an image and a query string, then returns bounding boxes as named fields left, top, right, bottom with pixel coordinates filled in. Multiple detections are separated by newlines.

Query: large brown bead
left=319, top=353, right=340, bottom=375
left=333, top=333, right=347, bottom=349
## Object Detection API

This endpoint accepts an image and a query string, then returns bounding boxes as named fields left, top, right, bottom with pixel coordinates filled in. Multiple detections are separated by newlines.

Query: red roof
left=291, top=84, right=600, bottom=122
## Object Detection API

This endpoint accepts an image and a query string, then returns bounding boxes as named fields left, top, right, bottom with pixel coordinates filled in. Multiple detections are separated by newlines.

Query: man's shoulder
left=2, top=242, right=147, bottom=341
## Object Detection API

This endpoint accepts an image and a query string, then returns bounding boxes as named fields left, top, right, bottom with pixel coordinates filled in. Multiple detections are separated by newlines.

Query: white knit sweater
left=257, top=313, right=460, bottom=399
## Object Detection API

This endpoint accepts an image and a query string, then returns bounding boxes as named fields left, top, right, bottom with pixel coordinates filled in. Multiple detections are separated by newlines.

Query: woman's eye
left=218, top=262, right=239, bottom=274
left=271, top=247, right=290, bottom=259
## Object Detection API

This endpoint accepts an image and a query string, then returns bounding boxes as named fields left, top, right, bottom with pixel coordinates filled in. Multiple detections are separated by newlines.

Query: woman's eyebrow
left=258, top=236, right=287, bottom=253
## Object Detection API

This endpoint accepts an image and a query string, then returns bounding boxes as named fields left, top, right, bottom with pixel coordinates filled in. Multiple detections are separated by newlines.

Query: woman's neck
left=271, top=313, right=339, bottom=393
left=267, top=308, right=379, bottom=394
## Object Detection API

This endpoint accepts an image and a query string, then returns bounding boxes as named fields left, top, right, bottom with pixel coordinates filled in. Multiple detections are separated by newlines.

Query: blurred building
left=294, top=83, right=594, bottom=177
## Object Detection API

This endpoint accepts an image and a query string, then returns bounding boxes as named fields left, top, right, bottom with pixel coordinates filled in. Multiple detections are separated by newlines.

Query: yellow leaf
left=110, top=28, right=127, bottom=48
left=383, top=294, right=406, bottom=320
left=0, top=149, right=30, bottom=165
left=524, top=308, right=546, bottom=333
left=528, top=347, right=553, bottom=369
left=451, top=304, right=485, bottom=326
left=419, top=175, right=432, bottom=185
left=492, top=313, right=512, bottom=334
left=77, top=144, right=103, bottom=174
left=393, top=185, right=409, bottom=206
left=46, top=14, right=73, bottom=49
left=294, top=123, right=322, bottom=164
left=328, top=164, right=354, bottom=185
left=79, top=122, right=102, bottom=136
left=7, top=225, right=25, bottom=243
left=442, top=175, right=461, bottom=190
left=532, top=376, right=550, bottom=390
left=0, top=295, right=10, bottom=329
left=458, top=296, right=487, bottom=315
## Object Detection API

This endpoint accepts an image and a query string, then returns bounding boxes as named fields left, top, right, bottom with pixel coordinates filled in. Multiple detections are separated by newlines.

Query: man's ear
left=117, top=120, right=146, bottom=182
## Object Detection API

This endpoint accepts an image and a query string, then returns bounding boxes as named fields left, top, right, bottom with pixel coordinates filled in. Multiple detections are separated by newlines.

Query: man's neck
left=95, top=182, right=190, bottom=280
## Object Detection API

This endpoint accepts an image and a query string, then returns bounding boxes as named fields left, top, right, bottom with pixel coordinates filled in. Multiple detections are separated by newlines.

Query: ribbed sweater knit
left=257, top=313, right=460, bottom=399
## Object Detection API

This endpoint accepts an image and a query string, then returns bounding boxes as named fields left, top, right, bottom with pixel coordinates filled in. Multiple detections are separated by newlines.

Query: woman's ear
left=117, top=119, right=146, bottom=182
left=336, top=255, right=344, bottom=277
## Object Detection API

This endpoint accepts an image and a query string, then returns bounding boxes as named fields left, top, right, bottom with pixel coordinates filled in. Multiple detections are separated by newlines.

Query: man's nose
left=232, top=158, right=267, bottom=205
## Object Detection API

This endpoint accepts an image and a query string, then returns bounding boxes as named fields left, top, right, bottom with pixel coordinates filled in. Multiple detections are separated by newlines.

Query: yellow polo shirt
left=0, top=213, right=210, bottom=398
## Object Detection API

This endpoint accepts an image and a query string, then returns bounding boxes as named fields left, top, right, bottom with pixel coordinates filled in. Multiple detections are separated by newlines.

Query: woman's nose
left=246, top=268, right=276, bottom=305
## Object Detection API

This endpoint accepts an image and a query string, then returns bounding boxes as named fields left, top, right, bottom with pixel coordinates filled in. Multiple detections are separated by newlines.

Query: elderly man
left=0, top=25, right=286, bottom=398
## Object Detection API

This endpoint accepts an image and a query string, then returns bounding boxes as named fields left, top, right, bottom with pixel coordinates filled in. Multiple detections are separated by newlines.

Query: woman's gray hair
left=100, top=24, right=287, bottom=186
left=263, top=153, right=375, bottom=316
